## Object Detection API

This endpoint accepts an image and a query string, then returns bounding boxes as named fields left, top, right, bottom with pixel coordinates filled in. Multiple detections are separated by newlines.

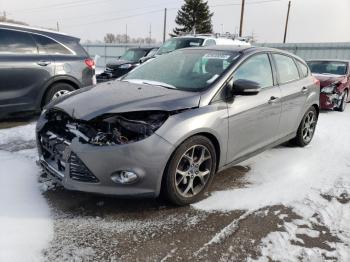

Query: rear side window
left=273, top=54, right=300, bottom=84
left=0, top=29, right=37, bottom=54
left=32, top=34, right=72, bottom=55
left=297, top=60, right=309, bottom=78
left=204, top=39, right=216, bottom=46
left=233, top=54, right=274, bottom=88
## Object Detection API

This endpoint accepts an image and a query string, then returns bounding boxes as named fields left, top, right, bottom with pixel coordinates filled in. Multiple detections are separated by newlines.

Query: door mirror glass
left=232, top=79, right=261, bottom=95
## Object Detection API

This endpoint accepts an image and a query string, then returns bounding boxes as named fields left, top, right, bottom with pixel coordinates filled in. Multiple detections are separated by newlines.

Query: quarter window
left=296, top=60, right=309, bottom=78
left=32, top=34, right=71, bottom=55
left=273, top=54, right=300, bottom=83
left=204, top=39, right=216, bottom=46
left=233, top=54, right=274, bottom=88
left=0, top=29, right=37, bottom=54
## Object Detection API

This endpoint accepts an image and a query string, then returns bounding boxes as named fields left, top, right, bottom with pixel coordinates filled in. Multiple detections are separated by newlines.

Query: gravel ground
left=1, top=111, right=349, bottom=262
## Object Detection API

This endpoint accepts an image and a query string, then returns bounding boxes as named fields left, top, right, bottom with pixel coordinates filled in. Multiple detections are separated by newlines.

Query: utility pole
left=163, top=8, right=167, bottom=43
left=239, top=0, right=245, bottom=37
left=149, top=24, right=152, bottom=45
left=125, top=24, right=128, bottom=44
left=283, top=1, right=291, bottom=43
left=56, top=21, right=60, bottom=32
left=3, top=11, right=7, bottom=21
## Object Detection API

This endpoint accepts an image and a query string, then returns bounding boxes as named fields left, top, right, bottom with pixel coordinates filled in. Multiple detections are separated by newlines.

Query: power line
left=65, top=9, right=166, bottom=29
left=36, top=0, right=183, bottom=23
left=10, top=0, right=115, bottom=13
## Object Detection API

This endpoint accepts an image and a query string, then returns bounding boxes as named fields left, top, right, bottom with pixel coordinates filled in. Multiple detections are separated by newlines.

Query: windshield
left=123, top=49, right=240, bottom=91
left=120, top=49, right=147, bottom=62
left=157, top=38, right=205, bottom=55
left=307, top=61, right=348, bottom=75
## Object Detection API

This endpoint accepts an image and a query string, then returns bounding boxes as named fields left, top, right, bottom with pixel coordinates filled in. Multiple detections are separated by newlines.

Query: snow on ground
left=194, top=108, right=350, bottom=261
left=0, top=123, right=53, bottom=262
left=0, top=122, right=36, bottom=144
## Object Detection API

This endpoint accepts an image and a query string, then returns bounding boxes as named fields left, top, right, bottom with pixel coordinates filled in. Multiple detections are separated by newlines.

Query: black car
left=96, top=47, right=158, bottom=82
left=0, top=23, right=95, bottom=119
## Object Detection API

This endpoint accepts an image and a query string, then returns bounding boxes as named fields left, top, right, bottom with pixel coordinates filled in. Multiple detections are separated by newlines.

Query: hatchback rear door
left=271, top=53, right=309, bottom=138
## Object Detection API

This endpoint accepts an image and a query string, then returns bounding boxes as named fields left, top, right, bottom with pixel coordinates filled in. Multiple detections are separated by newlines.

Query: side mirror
left=232, top=79, right=261, bottom=95
left=116, top=56, right=121, bottom=60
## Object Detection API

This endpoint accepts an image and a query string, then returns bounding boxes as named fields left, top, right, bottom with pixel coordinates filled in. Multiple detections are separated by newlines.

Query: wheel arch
left=159, top=131, right=222, bottom=197
left=40, top=76, right=82, bottom=108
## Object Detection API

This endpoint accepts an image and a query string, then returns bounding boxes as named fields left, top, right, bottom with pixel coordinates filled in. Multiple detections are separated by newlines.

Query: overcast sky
left=1, top=0, right=349, bottom=43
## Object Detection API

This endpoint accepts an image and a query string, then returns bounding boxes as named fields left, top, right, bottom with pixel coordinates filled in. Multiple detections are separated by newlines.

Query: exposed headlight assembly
left=88, top=111, right=169, bottom=146
left=321, top=83, right=339, bottom=94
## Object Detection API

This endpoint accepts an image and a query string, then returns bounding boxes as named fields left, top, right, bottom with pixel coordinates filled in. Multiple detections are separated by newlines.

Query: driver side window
left=233, top=54, right=274, bottom=89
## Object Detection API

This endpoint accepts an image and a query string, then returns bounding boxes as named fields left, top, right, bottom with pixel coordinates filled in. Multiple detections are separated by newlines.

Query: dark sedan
left=307, top=60, right=350, bottom=112
left=96, top=47, right=158, bottom=82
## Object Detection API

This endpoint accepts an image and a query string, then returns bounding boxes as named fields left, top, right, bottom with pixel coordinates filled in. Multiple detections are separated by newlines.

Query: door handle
left=301, top=87, right=308, bottom=94
left=37, top=60, right=51, bottom=66
left=268, top=96, right=280, bottom=104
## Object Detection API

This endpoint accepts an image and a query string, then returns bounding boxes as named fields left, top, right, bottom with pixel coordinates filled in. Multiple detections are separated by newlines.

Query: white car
left=156, top=35, right=250, bottom=56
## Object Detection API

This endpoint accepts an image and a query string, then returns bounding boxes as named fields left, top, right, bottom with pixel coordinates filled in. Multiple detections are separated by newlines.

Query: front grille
left=69, top=152, right=99, bottom=183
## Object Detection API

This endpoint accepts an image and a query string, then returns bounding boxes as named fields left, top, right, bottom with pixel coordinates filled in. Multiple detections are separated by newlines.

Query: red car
left=307, top=60, right=350, bottom=112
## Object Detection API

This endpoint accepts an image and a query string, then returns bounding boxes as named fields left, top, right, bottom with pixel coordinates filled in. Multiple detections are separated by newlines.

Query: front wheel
left=162, top=136, right=217, bottom=206
left=291, top=106, right=318, bottom=147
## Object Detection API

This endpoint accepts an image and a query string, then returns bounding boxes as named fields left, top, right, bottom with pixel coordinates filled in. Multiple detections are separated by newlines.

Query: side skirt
left=218, top=133, right=296, bottom=173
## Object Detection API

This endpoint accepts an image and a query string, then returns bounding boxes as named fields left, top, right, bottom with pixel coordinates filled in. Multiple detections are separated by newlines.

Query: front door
left=226, top=53, right=282, bottom=163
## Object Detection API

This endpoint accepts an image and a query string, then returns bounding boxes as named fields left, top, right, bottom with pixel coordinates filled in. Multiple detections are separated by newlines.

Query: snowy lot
left=0, top=108, right=349, bottom=261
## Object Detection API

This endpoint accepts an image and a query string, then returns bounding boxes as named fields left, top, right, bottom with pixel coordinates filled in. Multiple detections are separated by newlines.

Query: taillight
left=312, top=76, right=320, bottom=86
left=85, top=58, right=95, bottom=70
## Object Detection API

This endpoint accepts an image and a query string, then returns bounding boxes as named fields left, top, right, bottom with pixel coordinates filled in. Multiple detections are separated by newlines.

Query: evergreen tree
left=172, top=0, right=213, bottom=36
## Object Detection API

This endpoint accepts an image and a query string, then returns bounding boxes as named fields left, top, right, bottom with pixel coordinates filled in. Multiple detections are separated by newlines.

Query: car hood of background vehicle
left=106, top=60, right=136, bottom=69
left=313, top=73, right=346, bottom=88
left=51, top=81, right=201, bottom=121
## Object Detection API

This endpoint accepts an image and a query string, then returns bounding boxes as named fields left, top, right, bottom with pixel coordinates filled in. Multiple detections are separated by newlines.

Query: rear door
left=0, top=28, right=54, bottom=111
left=226, top=53, right=282, bottom=163
left=271, top=53, right=308, bottom=137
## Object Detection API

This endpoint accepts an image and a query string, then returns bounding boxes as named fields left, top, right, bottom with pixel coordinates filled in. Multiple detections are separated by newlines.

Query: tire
left=291, top=106, right=318, bottom=147
left=162, top=135, right=217, bottom=206
left=336, top=90, right=348, bottom=112
left=43, top=82, right=75, bottom=107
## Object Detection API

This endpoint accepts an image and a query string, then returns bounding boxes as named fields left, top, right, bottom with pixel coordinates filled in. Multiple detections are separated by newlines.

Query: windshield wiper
left=121, top=79, right=176, bottom=89
left=141, top=81, right=176, bottom=89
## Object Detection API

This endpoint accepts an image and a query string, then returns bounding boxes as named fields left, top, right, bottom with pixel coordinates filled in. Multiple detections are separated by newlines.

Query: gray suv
left=0, top=23, right=95, bottom=118
left=37, top=46, right=320, bottom=205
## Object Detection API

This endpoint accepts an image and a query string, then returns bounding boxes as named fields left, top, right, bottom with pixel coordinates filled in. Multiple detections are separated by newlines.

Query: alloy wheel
left=175, top=145, right=212, bottom=198
left=302, top=111, right=317, bottom=143
left=51, top=90, right=71, bottom=101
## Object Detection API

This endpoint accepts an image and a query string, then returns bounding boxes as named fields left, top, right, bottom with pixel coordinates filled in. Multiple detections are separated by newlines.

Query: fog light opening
left=111, top=171, right=139, bottom=184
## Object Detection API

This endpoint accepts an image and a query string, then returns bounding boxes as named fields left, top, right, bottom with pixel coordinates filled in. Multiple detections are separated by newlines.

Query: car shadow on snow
left=41, top=165, right=250, bottom=217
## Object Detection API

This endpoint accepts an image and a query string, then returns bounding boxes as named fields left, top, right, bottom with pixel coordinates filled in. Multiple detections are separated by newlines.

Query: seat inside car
left=205, top=59, right=224, bottom=76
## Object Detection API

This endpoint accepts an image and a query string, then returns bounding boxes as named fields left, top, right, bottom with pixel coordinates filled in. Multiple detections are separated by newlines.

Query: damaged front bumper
left=36, top=110, right=175, bottom=197
left=320, top=92, right=342, bottom=110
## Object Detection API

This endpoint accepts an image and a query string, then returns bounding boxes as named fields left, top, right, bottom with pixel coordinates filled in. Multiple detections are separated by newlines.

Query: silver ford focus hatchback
left=37, top=46, right=320, bottom=205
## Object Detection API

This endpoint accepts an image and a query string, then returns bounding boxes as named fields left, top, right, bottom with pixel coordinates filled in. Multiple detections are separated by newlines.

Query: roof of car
left=306, top=59, right=350, bottom=63
left=128, top=47, right=158, bottom=51
left=181, top=45, right=307, bottom=61
left=0, top=22, right=79, bottom=40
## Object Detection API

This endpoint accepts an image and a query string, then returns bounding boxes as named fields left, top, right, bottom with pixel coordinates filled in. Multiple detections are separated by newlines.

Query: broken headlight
left=321, top=83, right=338, bottom=94
left=88, top=111, right=169, bottom=146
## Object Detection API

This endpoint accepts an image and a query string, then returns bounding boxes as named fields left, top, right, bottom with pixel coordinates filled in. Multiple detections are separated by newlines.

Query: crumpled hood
left=312, top=73, right=346, bottom=88
left=106, top=60, right=135, bottom=69
left=50, top=81, right=201, bottom=121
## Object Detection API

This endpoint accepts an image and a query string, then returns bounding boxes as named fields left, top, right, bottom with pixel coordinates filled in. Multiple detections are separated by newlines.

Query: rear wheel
left=291, top=106, right=318, bottom=147
left=336, top=90, right=348, bottom=112
left=162, top=136, right=217, bottom=206
left=43, top=82, right=75, bottom=107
